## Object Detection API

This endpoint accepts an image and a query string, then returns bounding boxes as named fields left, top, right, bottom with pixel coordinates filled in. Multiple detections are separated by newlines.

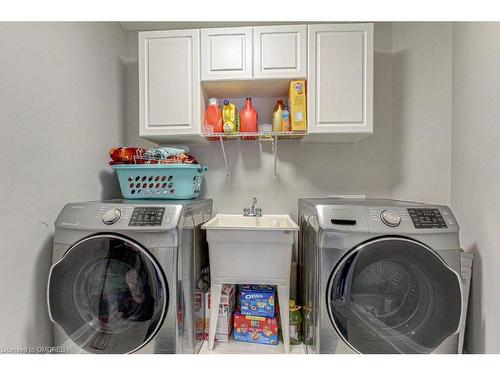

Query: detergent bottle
left=203, top=98, right=223, bottom=133
left=281, top=106, right=291, bottom=132
left=222, top=100, right=239, bottom=134
left=272, top=100, right=285, bottom=133
left=239, top=97, right=258, bottom=133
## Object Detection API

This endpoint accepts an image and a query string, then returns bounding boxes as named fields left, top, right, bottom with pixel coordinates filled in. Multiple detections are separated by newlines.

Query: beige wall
left=0, top=22, right=126, bottom=348
left=451, top=22, right=500, bottom=353
left=391, top=22, right=453, bottom=205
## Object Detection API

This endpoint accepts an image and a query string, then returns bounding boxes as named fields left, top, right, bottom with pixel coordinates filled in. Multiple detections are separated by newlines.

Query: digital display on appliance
left=407, top=208, right=447, bottom=229
left=129, top=207, right=165, bottom=226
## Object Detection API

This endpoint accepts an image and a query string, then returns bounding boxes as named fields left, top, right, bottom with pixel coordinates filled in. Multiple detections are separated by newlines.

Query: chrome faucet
left=243, top=197, right=262, bottom=217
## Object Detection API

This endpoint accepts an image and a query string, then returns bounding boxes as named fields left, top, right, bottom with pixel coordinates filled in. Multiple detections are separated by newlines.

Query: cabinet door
left=307, top=24, right=373, bottom=137
left=139, top=30, right=201, bottom=141
left=201, top=27, right=253, bottom=81
left=253, top=25, right=307, bottom=79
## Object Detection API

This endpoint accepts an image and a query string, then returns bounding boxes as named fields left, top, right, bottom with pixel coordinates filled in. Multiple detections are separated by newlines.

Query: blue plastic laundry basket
left=112, top=164, right=208, bottom=199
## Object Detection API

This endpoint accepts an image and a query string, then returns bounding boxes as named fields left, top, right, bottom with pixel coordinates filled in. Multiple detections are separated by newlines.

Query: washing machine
left=48, top=199, right=212, bottom=354
left=298, top=198, right=464, bottom=354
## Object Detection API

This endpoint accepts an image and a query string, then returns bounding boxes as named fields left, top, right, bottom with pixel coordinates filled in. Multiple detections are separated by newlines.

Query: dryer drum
left=48, top=234, right=168, bottom=354
left=327, top=237, right=462, bottom=354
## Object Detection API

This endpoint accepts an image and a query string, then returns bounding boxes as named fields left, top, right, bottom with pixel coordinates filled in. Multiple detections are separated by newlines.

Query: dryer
left=298, top=198, right=464, bottom=354
left=48, top=199, right=212, bottom=354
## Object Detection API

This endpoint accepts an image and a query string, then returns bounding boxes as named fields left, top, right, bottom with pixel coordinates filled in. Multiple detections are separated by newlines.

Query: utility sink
left=202, top=213, right=299, bottom=354
left=202, top=214, right=299, bottom=231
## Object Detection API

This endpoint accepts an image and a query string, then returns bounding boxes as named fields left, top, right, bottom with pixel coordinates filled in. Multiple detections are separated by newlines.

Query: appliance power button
left=102, top=208, right=121, bottom=225
left=380, top=210, right=401, bottom=227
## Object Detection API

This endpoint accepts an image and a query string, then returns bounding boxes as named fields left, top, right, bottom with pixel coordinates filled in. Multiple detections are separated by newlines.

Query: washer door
left=327, top=237, right=462, bottom=354
left=48, top=234, right=167, bottom=354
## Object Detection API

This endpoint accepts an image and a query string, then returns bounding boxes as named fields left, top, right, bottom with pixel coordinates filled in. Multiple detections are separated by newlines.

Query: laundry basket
left=112, top=164, right=208, bottom=199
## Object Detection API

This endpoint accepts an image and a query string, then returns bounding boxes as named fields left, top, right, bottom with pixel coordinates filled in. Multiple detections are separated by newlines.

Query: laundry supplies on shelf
left=204, top=97, right=223, bottom=134
left=272, top=100, right=285, bottom=132
left=239, top=98, right=258, bottom=133
left=288, top=80, right=307, bottom=132
left=222, top=100, right=239, bottom=134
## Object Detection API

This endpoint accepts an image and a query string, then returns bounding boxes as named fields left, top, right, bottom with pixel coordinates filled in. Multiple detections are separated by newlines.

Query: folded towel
left=143, top=146, right=191, bottom=159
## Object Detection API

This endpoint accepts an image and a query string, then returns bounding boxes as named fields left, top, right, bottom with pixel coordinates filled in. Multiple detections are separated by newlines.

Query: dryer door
left=327, top=236, right=462, bottom=353
left=48, top=234, right=167, bottom=353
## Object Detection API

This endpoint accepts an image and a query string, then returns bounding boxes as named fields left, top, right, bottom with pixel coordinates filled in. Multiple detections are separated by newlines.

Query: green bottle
left=289, top=300, right=302, bottom=345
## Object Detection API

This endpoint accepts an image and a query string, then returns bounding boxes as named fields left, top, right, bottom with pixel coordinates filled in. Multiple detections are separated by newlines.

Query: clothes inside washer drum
left=49, top=235, right=167, bottom=354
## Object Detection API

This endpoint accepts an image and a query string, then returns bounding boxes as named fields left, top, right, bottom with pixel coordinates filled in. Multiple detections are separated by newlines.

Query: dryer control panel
left=408, top=208, right=447, bottom=229
left=129, top=207, right=166, bottom=227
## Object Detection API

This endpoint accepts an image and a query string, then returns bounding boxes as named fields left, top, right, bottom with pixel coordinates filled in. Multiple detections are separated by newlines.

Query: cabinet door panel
left=254, top=25, right=307, bottom=79
left=307, top=24, right=373, bottom=135
left=317, top=32, right=364, bottom=123
left=139, top=29, right=201, bottom=140
left=201, top=27, right=252, bottom=80
left=148, top=38, right=192, bottom=126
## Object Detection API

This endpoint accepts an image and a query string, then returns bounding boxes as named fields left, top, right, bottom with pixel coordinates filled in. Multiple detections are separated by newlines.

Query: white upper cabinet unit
left=253, top=25, right=307, bottom=79
left=307, top=23, right=374, bottom=140
left=138, top=29, right=201, bottom=143
left=201, top=27, right=253, bottom=81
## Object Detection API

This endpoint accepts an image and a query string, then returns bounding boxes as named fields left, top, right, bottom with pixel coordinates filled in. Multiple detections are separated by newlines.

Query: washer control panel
left=129, top=207, right=165, bottom=227
left=408, top=208, right=447, bottom=229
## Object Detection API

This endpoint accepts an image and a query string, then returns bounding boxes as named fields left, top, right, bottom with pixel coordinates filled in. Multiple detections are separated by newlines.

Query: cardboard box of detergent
left=204, top=284, right=235, bottom=342
left=239, top=285, right=276, bottom=318
left=233, top=312, right=279, bottom=345
left=289, top=80, right=307, bottom=132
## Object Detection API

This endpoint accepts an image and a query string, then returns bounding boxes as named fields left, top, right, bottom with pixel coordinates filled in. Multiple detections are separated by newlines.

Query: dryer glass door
left=48, top=234, right=167, bottom=353
left=327, top=237, right=462, bottom=354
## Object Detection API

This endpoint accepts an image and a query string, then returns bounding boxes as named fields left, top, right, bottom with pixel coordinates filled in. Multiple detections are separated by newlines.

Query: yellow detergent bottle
left=222, top=100, right=239, bottom=134
left=272, top=100, right=285, bottom=133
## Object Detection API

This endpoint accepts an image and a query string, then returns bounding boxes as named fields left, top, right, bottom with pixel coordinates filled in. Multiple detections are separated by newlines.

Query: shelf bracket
left=273, top=132, right=278, bottom=177
left=219, top=137, right=230, bottom=177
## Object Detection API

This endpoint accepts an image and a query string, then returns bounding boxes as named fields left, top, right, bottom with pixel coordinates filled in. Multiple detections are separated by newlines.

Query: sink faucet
left=243, top=197, right=262, bottom=217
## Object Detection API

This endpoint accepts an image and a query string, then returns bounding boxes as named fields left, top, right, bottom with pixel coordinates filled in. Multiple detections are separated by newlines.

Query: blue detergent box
left=239, top=285, right=276, bottom=318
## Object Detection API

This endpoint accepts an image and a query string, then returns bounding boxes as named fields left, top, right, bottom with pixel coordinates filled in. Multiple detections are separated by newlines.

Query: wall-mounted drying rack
left=202, top=131, right=306, bottom=177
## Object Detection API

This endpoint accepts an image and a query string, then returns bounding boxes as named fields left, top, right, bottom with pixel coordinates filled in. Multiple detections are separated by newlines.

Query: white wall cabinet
left=138, top=29, right=201, bottom=143
left=138, top=24, right=374, bottom=144
left=306, top=23, right=373, bottom=141
left=201, top=27, right=253, bottom=81
left=253, top=25, right=307, bottom=79
left=201, top=25, right=306, bottom=81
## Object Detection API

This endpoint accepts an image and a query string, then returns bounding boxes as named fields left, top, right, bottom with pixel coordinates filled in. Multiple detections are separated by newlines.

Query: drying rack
left=202, top=131, right=307, bottom=177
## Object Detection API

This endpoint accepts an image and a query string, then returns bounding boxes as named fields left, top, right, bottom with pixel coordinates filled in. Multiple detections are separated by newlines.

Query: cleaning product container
left=202, top=214, right=299, bottom=353
left=112, top=164, right=207, bottom=199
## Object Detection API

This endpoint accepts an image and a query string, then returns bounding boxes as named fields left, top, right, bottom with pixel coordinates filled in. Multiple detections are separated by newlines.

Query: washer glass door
left=48, top=234, right=167, bottom=354
left=327, top=237, right=462, bottom=354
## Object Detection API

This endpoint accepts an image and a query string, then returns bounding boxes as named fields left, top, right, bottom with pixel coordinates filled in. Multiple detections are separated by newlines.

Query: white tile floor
left=200, top=337, right=306, bottom=354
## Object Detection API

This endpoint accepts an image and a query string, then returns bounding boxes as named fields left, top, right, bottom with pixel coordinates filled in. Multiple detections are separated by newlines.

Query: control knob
left=380, top=210, right=401, bottom=227
left=102, top=208, right=121, bottom=225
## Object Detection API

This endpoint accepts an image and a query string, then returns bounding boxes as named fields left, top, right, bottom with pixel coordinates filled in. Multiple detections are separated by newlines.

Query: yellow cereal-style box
left=288, top=80, right=307, bottom=131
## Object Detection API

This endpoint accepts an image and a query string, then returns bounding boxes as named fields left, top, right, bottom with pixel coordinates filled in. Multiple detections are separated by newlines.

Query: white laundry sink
left=202, top=214, right=299, bottom=231
left=202, top=213, right=299, bottom=354
left=201, top=213, right=298, bottom=284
